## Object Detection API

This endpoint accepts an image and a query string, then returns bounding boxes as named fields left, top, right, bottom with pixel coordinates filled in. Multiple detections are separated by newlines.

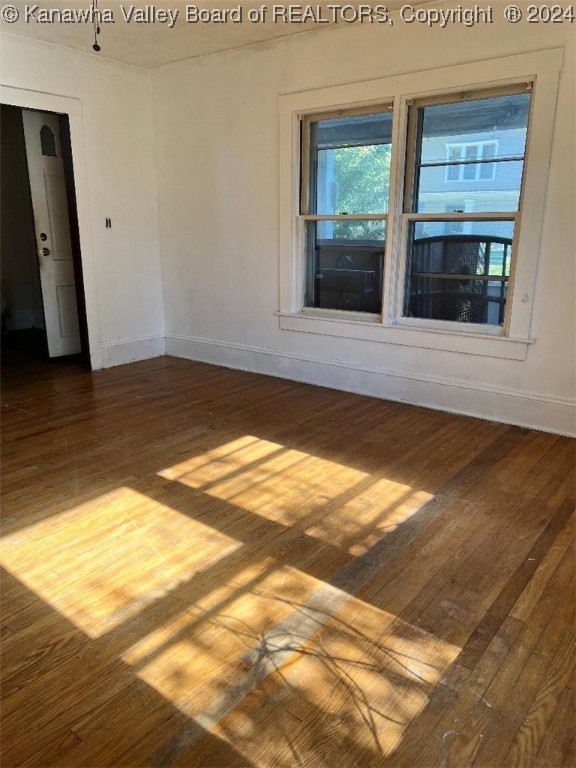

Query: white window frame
left=278, top=49, right=563, bottom=361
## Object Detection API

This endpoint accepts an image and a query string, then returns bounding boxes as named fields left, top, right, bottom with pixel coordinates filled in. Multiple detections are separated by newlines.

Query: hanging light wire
left=92, top=0, right=101, bottom=52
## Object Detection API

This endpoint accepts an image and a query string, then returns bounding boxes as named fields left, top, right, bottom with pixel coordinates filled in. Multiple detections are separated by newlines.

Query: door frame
left=0, top=85, right=102, bottom=369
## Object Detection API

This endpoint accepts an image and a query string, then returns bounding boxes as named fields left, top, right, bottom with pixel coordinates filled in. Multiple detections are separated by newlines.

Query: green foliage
left=332, top=144, right=390, bottom=241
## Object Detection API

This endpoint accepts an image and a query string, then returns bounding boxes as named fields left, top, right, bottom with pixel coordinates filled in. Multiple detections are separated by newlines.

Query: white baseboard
left=99, top=335, right=166, bottom=369
left=166, top=332, right=576, bottom=437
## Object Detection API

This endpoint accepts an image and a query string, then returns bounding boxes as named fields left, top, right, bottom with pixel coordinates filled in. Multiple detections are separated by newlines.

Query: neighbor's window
left=445, top=141, right=498, bottom=182
left=301, top=107, right=392, bottom=314
left=403, top=89, right=531, bottom=327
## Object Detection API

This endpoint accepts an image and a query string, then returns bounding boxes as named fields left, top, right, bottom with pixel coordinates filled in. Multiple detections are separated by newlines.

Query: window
left=403, top=90, right=530, bottom=327
left=301, top=108, right=392, bottom=314
left=445, top=142, right=498, bottom=182
left=279, top=50, right=562, bottom=358
left=40, top=124, right=57, bottom=157
left=300, top=91, right=530, bottom=328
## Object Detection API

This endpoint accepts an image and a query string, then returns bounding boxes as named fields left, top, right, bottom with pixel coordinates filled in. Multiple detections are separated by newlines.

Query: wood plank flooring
left=1, top=355, right=574, bottom=767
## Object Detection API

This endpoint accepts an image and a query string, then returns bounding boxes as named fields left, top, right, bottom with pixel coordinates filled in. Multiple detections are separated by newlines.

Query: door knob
left=40, top=247, right=51, bottom=256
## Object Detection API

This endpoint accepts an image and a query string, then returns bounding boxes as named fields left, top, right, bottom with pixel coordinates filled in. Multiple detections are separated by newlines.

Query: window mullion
left=383, top=96, right=408, bottom=325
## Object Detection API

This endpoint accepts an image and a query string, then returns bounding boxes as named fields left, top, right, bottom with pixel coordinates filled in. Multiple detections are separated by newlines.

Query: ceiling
left=1, top=1, right=423, bottom=68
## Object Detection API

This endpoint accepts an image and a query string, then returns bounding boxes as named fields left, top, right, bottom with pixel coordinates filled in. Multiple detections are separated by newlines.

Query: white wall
left=153, top=4, right=575, bottom=436
left=0, top=32, right=165, bottom=368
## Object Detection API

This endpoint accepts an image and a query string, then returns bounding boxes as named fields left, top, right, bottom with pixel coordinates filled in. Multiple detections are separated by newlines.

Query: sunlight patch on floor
left=305, top=479, right=434, bottom=555
left=159, top=436, right=432, bottom=554
left=141, top=587, right=462, bottom=766
left=206, top=591, right=462, bottom=766
left=0, top=487, right=242, bottom=637
left=128, top=561, right=327, bottom=714
left=158, top=435, right=287, bottom=489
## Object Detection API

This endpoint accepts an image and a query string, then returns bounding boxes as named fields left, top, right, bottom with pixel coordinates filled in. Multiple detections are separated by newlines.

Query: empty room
left=0, top=1, right=574, bottom=766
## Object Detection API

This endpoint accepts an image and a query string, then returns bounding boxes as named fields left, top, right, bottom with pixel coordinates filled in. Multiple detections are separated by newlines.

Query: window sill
left=277, top=311, right=534, bottom=360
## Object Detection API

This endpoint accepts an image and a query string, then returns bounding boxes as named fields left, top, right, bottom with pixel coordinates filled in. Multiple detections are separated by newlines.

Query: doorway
left=0, top=104, right=90, bottom=369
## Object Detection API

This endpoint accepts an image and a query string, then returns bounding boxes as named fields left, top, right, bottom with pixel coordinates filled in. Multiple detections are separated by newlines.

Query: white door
left=22, top=110, right=81, bottom=357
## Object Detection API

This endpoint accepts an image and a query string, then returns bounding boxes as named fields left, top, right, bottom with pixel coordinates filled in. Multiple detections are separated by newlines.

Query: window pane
left=480, top=144, right=496, bottom=180
left=310, top=111, right=392, bottom=215
left=482, top=143, right=496, bottom=159
left=414, top=92, right=530, bottom=213
left=316, top=219, right=386, bottom=241
left=419, top=94, right=530, bottom=164
left=40, top=124, right=57, bottom=157
left=420, top=160, right=524, bottom=211
left=412, top=219, right=514, bottom=245
left=305, top=220, right=385, bottom=314
left=446, top=164, right=460, bottom=182
left=404, top=220, right=514, bottom=326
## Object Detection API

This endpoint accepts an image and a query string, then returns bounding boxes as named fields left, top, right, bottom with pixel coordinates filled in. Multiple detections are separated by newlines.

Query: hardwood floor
left=1, top=355, right=574, bottom=768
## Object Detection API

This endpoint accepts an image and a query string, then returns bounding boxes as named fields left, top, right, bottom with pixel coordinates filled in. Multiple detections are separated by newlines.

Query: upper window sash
left=403, top=83, right=532, bottom=216
left=300, top=104, right=393, bottom=218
